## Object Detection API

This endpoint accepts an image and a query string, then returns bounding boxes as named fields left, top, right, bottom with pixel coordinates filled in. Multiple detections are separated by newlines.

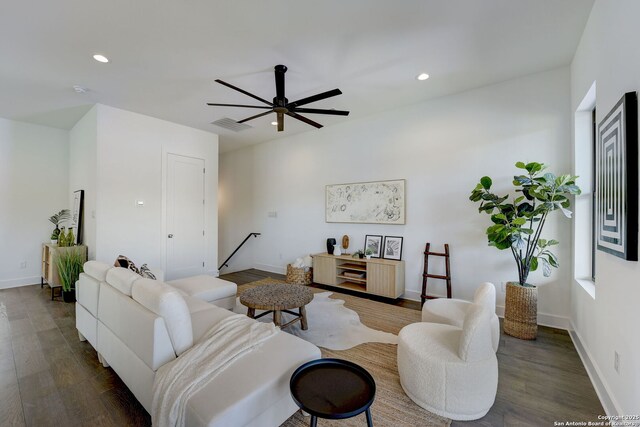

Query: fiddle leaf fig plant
left=469, top=161, right=581, bottom=287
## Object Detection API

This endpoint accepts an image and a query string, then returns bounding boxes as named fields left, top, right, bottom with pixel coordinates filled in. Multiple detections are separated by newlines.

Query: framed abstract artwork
left=326, top=179, right=405, bottom=224
left=383, top=236, right=403, bottom=261
left=364, top=235, right=383, bottom=258
left=71, top=189, right=84, bottom=245
left=596, top=92, right=638, bottom=261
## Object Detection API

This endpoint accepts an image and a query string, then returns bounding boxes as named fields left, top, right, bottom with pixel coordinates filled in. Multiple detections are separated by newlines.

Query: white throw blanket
left=151, top=314, right=277, bottom=427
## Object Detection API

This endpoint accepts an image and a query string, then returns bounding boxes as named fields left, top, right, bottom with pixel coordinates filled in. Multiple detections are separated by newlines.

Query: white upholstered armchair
left=397, top=304, right=498, bottom=420
left=421, top=282, right=500, bottom=351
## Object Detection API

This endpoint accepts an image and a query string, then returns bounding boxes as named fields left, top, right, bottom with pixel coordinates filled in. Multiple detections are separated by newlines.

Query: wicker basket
left=503, top=282, right=538, bottom=340
left=286, top=264, right=313, bottom=285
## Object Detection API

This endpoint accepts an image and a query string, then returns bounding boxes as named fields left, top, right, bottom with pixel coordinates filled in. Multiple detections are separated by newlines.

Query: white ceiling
left=0, top=0, right=594, bottom=153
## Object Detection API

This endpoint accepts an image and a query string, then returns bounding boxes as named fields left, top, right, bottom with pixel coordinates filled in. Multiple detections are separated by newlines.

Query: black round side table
left=290, top=358, right=376, bottom=427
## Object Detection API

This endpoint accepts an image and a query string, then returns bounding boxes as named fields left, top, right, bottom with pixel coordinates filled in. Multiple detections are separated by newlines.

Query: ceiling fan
left=207, top=65, right=349, bottom=132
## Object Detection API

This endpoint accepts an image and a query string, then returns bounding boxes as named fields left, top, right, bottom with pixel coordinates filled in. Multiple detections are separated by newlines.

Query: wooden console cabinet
left=312, top=253, right=405, bottom=298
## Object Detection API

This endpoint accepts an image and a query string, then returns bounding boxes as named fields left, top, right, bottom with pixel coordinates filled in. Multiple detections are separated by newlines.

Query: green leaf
left=515, top=161, right=526, bottom=169
left=512, top=235, right=526, bottom=251
left=530, top=257, right=539, bottom=271
left=513, top=176, right=531, bottom=185
left=514, top=196, right=525, bottom=204
left=547, top=253, right=559, bottom=268
left=540, top=258, right=552, bottom=277
left=559, top=205, right=572, bottom=218
left=547, top=239, right=559, bottom=246
left=512, top=217, right=527, bottom=226
left=544, top=173, right=556, bottom=183
left=480, top=176, right=493, bottom=190
left=526, top=162, right=544, bottom=174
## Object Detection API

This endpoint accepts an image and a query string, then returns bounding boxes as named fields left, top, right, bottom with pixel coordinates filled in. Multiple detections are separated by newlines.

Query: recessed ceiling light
left=73, top=85, right=88, bottom=94
left=416, top=73, right=430, bottom=81
left=271, top=121, right=278, bottom=126
left=93, top=54, right=109, bottom=63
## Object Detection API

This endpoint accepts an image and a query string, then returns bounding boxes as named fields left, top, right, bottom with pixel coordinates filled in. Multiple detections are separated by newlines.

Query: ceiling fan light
left=416, top=73, right=430, bottom=81
left=271, top=121, right=278, bottom=126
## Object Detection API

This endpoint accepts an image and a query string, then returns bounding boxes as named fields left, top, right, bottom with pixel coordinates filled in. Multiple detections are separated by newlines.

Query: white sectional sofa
left=76, top=261, right=321, bottom=426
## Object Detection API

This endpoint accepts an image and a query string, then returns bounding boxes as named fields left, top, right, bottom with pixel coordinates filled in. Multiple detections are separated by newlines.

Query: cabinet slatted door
left=313, top=255, right=338, bottom=285
left=367, top=263, right=396, bottom=298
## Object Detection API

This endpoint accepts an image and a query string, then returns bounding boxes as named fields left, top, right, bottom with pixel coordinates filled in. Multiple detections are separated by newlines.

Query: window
left=573, top=82, right=596, bottom=286
left=591, top=108, right=596, bottom=281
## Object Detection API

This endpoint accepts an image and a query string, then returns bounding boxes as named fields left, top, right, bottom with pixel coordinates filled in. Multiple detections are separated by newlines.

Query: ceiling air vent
left=210, top=117, right=252, bottom=132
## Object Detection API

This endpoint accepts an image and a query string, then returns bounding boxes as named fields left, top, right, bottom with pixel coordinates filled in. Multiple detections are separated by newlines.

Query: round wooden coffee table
left=240, top=283, right=313, bottom=330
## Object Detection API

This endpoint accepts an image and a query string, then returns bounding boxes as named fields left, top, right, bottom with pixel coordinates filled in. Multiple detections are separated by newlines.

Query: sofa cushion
left=190, top=305, right=235, bottom=344
left=167, top=275, right=237, bottom=303
left=106, top=267, right=142, bottom=296
left=132, top=278, right=193, bottom=356
left=83, top=261, right=111, bottom=282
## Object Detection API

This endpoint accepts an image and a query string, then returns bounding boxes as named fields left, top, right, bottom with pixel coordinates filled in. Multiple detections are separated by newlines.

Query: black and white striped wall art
left=596, top=91, right=638, bottom=261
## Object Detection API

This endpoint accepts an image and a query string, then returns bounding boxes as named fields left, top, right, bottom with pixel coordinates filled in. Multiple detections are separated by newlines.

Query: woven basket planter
left=286, top=264, right=313, bottom=285
left=503, top=282, right=538, bottom=340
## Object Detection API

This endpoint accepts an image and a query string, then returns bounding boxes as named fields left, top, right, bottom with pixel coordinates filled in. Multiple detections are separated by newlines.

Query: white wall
left=218, top=147, right=257, bottom=273
left=570, top=0, right=640, bottom=415
left=219, top=67, right=573, bottom=325
left=93, top=105, right=219, bottom=277
left=69, top=106, right=97, bottom=259
left=0, top=118, right=68, bottom=288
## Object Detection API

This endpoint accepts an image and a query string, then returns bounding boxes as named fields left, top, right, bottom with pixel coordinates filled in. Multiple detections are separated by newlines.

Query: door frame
left=161, top=150, right=207, bottom=280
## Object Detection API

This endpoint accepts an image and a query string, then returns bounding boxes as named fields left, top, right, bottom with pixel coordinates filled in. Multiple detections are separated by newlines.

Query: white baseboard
left=218, top=262, right=255, bottom=275
left=402, top=290, right=447, bottom=302
left=495, top=305, right=570, bottom=330
left=253, top=263, right=286, bottom=275
left=0, top=276, right=41, bottom=289
left=569, top=322, right=621, bottom=416
left=402, top=290, right=421, bottom=301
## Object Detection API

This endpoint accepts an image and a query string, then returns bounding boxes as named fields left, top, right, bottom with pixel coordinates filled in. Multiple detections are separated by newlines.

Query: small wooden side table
left=239, top=283, right=313, bottom=330
left=290, top=358, right=376, bottom=426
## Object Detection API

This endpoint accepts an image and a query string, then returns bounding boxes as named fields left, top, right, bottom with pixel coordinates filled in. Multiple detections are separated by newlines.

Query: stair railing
left=218, top=232, right=261, bottom=271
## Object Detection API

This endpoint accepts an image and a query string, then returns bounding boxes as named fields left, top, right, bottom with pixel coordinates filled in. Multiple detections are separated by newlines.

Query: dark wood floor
left=0, top=269, right=604, bottom=426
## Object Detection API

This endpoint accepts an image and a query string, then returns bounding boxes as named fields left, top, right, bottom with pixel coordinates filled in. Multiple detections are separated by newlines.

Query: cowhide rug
left=233, top=290, right=397, bottom=350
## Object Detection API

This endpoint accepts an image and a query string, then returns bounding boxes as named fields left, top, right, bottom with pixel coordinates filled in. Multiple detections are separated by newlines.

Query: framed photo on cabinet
left=383, top=236, right=403, bottom=261
left=364, top=235, right=383, bottom=258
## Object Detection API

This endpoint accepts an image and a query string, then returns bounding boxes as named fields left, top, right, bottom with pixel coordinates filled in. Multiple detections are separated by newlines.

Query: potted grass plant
left=469, top=161, right=580, bottom=339
left=56, top=247, right=84, bottom=302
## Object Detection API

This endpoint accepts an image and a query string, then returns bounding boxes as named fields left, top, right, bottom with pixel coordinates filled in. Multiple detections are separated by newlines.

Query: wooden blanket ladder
left=421, top=243, right=452, bottom=305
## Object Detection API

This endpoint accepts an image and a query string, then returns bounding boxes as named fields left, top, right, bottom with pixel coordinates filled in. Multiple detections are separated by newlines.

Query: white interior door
left=166, top=153, right=206, bottom=280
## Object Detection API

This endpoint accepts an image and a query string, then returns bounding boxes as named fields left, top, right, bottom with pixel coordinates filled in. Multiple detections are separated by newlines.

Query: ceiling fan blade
left=275, top=65, right=287, bottom=101
left=207, top=103, right=272, bottom=109
left=214, top=79, right=273, bottom=106
left=277, top=112, right=284, bottom=132
left=286, top=111, right=323, bottom=129
left=288, top=89, right=342, bottom=108
left=290, top=107, right=350, bottom=116
left=237, top=110, right=274, bottom=124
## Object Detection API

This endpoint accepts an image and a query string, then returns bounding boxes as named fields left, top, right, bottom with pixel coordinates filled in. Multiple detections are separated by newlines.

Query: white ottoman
left=167, top=275, right=237, bottom=310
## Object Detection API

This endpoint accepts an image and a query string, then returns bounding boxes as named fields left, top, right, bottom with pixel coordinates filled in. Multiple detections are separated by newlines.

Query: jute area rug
left=237, top=278, right=451, bottom=427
